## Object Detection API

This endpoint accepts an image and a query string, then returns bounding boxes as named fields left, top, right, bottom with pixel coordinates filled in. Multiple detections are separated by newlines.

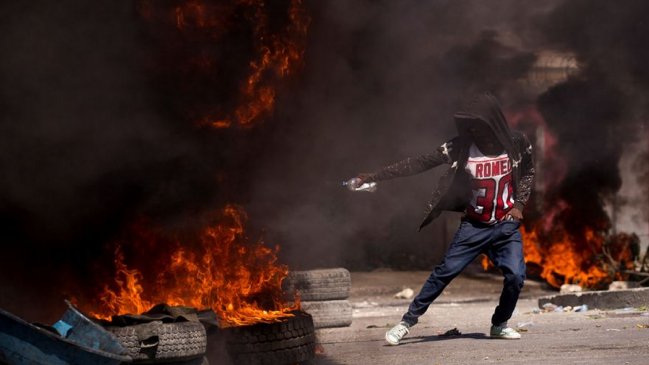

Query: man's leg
left=386, top=220, right=494, bottom=345
left=402, top=220, right=493, bottom=326
left=385, top=221, right=493, bottom=345
left=487, top=220, right=526, bottom=338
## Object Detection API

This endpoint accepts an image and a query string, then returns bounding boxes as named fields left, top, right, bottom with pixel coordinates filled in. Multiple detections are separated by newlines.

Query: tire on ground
left=105, top=320, right=207, bottom=362
left=220, top=311, right=315, bottom=365
left=300, top=300, right=352, bottom=329
left=284, top=268, right=351, bottom=301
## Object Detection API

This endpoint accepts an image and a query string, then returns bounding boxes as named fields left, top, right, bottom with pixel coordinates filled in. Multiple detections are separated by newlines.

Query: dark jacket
left=365, top=93, right=535, bottom=230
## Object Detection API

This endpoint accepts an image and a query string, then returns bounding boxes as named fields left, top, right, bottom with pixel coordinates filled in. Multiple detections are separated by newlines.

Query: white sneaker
left=385, top=321, right=410, bottom=345
left=490, top=325, right=521, bottom=339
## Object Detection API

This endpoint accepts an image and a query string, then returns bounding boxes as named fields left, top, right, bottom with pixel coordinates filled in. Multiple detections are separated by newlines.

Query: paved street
left=312, top=271, right=649, bottom=365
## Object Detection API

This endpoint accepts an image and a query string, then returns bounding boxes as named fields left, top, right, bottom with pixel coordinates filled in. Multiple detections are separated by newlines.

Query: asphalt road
left=311, top=271, right=649, bottom=365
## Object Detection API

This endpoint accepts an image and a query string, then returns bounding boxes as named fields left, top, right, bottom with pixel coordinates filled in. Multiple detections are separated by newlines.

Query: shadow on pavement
left=397, top=332, right=490, bottom=345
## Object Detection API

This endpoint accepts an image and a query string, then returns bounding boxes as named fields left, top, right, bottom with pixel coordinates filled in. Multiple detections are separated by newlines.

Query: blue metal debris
left=56, top=300, right=126, bottom=354
left=0, top=301, right=131, bottom=365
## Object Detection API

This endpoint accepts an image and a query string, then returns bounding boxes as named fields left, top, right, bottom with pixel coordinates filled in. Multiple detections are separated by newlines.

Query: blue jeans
left=402, top=219, right=526, bottom=327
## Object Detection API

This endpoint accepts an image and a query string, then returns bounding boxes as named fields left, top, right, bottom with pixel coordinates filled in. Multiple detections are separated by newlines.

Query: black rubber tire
left=284, top=268, right=351, bottom=301
left=105, top=320, right=207, bottom=363
left=219, top=311, right=315, bottom=365
left=300, top=300, right=353, bottom=329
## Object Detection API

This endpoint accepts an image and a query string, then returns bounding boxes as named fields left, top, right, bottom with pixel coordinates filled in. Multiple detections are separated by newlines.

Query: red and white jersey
left=464, top=143, right=515, bottom=224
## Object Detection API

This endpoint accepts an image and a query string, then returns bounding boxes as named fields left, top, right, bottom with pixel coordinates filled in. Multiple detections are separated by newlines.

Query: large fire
left=89, top=205, right=298, bottom=327
left=85, top=1, right=311, bottom=326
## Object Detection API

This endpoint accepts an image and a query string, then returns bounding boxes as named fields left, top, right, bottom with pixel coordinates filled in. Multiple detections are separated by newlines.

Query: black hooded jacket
left=364, top=93, right=535, bottom=230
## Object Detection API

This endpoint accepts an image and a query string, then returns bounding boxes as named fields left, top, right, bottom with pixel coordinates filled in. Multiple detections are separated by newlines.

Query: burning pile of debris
left=89, top=205, right=299, bottom=327
left=0, top=205, right=317, bottom=365
left=519, top=223, right=641, bottom=291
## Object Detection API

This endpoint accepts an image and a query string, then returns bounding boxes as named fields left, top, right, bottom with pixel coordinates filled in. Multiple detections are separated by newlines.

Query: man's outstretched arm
left=358, top=141, right=455, bottom=183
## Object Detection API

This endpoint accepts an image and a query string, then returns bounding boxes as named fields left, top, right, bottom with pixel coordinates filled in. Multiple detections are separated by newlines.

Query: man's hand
left=357, top=172, right=372, bottom=182
left=352, top=173, right=373, bottom=188
left=506, top=207, right=523, bottom=221
left=345, top=173, right=372, bottom=190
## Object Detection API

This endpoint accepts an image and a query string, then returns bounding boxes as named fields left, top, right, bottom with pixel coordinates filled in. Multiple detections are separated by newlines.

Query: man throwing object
left=350, top=92, right=535, bottom=344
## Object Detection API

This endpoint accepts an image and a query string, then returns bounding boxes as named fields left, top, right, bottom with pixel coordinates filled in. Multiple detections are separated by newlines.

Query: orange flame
left=231, top=0, right=310, bottom=128
left=521, top=225, right=610, bottom=288
left=91, top=205, right=298, bottom=327
left=482, top=222, right=635, bottom=289
left=169, top=0, right=310, bottom=128
left=490, top=104, right=637, bottom=289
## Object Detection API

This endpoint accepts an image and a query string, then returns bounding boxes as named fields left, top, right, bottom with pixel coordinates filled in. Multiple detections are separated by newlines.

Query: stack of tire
left=284, top=268, right=353, bottom=329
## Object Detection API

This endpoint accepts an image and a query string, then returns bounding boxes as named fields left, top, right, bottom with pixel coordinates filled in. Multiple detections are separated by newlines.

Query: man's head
left=456, top=117, right=503, bottom=153
left=454, top=92, right=514, bottom=155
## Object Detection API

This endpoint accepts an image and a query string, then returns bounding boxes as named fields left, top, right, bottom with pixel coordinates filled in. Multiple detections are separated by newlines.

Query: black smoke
left=536, top=0, right=649, bottom=235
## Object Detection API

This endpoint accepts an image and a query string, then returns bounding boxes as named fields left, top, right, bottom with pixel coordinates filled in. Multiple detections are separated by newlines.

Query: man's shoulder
left=509, top=130, right=534, bottom=159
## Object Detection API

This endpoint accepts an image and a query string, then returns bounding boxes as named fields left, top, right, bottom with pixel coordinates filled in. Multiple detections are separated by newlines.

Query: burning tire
left=300, top=300, right=352, bottom=329
left=105, top=320, right=207, bottom=363
left=284, top=268, right=351, bottom=301
left=215, top=311, right=315, bottom=365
